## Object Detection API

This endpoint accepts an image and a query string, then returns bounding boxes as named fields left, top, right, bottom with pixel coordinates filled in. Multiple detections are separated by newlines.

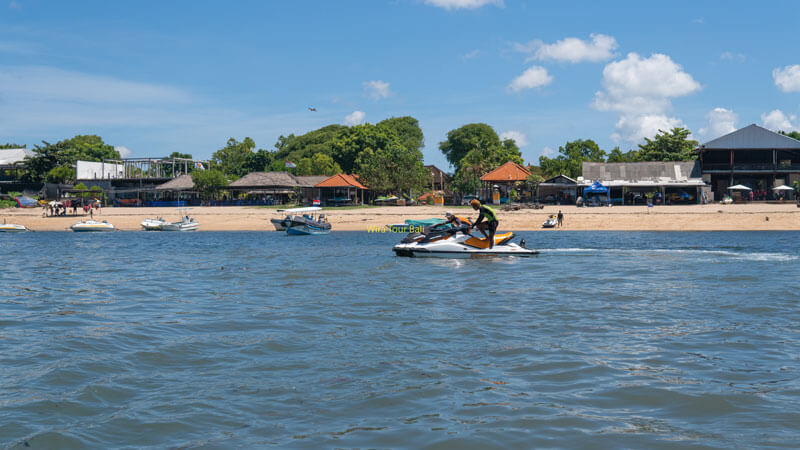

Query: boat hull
left=71, top=224, right=115, bottom=232
left=161, top=222, right=198, bottom=232
left=270, top=218, right=287, bottom=231
left=393, top=231, right=537, bottom=258
left=286, top=224, right=330, bottom=235
left=0, top=224, right=27, bottom=232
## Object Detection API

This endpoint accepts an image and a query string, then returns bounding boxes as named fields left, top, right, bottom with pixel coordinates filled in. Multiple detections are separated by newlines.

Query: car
left=461, top=195, right=479, bottom=205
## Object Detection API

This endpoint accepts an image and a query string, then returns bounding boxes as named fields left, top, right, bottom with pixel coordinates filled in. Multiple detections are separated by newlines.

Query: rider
left=439, top=211, right=472, bottom=229
left=469, top=199, right=498, bottom=249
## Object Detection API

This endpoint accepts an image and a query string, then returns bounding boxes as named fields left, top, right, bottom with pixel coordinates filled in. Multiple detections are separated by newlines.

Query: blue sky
left=1, top=0, right=799, bottom=170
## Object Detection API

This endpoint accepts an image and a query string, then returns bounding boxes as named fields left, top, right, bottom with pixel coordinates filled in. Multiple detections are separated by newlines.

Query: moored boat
left=0, top=221, right=28, bottom=232
left=141, top=217, right=169, bottom=231
left=277, top=206, right=331, bottom=235
left=161, top=215, right=199, bottom=232
left=71, top=220, right=115, bottom=232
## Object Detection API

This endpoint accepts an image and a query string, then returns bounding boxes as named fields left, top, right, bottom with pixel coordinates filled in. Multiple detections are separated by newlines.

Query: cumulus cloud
left=507, top=66, right=553, bottom=92
left=500, top=130, right=528, bottom=147
left=515, top=34, right=618, bottom=64
left=699, top=107, right=737, bottom=139
left=541, top=146, right=556, bottom=157
left=761, top=109, right=798, bottom=132
left=720, top=51, right=746, bottom=63
left=461, top=49, right=480, bottom=60
left=773, top=65, right=800, bottom=93
left=423, top=0, right=503, bottom=10
left=592, top=53, right=701, bottom=143
left=363, top=80, right=391, bottom=100
left=344, top=110, right=366, bottom=126
left=114, top=146, right=133, bottom=158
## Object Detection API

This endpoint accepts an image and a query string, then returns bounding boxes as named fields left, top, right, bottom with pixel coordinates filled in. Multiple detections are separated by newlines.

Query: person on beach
left=439, top=211, right=472, bottom=229
left=469, top=199, right=498, bottom=249
left=557, top=210, right=563, bottom=228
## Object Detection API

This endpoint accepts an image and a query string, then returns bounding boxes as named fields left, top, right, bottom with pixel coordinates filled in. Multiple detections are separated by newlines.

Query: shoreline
left=3, top=203, right=800, bottom=232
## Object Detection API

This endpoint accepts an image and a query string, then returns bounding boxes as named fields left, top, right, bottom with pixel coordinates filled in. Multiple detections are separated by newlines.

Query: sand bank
left=3, top=203, right=800, bottom=232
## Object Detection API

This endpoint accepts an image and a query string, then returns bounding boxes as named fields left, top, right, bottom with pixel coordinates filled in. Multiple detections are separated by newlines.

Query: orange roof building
left=480, top=161, right=531, bottom=182
left=314, top=173, right=367, bottom=190
left=314, top=173, right=369, bottom=205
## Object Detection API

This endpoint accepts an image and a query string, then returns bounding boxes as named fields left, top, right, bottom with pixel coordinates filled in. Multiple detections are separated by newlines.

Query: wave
left=540, top=248, right=798, bottom=261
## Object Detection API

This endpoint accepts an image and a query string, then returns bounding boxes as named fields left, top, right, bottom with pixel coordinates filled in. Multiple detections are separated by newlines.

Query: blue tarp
left=583, top=181, right=608, bottom=194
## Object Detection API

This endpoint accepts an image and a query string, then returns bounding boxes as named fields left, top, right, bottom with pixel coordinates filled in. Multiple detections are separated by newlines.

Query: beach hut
left=582, top=181, right=610, bottom=206
left=314, top=174, right=368, bottom=206
left=228, top=172, right=301, bottom=205
left=479, top=161, right=531, bottom=203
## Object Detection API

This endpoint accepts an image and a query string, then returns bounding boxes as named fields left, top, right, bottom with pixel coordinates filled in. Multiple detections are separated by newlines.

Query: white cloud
left=593, top=53, right=700, bottom=143
left=344, top=110, right=366, bottom=126
left=461, top=49, right=480, bottom=60
left=699, top=107, right=737, bottom=139
left=720, top=51, right=746, bottom=63
left=541, top=146, right=556, bottom=157
left=363, top=80, right=391, bottom=100
left=9, top=1, right=22, bottom=11
left=114, top=146, right=133, bottom=158
left=761, top=109, right=798, bottom=132
left=500, top=130, right=528, bottom=147
left=516, top=34, right=618, bottom=64
left=772, top=65, right=800, bottom=93
left=424, top=0, right=503, bottom=10
left=507, top=66, right=552, bottom=92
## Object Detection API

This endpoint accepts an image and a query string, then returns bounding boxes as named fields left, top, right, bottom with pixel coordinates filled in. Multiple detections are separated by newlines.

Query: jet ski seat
left=464, top=232, right=514, bottom=249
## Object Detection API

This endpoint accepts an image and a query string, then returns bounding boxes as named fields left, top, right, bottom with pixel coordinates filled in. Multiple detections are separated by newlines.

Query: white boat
left=161, top=215, right=199, bottom=232
left=270, top=218, right=287, bottom=231
left=542, top=215, right=558, bottom=228
left=71, top=220, right=115, bottom=232
left=0, top=221, right=27, bottom=232
left=275, top=206, right=331, bottom=235
left=141, top=217, right=169, bottom=231
left=393, top=226, right=536, bottom=258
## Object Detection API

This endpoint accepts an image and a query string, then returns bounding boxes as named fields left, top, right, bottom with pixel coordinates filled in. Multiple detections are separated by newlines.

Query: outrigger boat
left=275, top=206, right=331, bottom=235
left=71, top=220, right=115, bottom=232
left=393, top=224, right=536, bottom=258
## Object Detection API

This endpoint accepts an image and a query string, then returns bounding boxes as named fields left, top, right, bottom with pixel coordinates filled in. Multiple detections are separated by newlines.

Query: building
left=479, top=161, right=531, bottom=202
left=228, top=172, right=302, bottom=205
left=0, top=148, right=34, bottom=182
left=697, top=124, right=800, bottom=200
left=314, top=174, right=369, bottom=206
left=581, top=161, right=707, bottom=205
left=537, top=175, right=578, bottom=204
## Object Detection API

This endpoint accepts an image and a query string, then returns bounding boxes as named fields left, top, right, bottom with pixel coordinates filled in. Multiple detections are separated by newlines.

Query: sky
left=1, top=0, right=799, bottom=170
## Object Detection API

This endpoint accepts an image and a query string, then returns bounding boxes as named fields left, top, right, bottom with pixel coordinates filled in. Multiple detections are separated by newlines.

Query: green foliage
left=439, top=123, right=504, bottom=172
left=377, top=116, right=424, bottom=153
left=1, top=143, right=25, bottom=149
left=192, top=169, right=228, bottom=198
left=245, top=149, right=275, bottom=173
left=295, top=153, right=342, bottom=176
left=539, top=139, right=606, bottom=178
left=273, top=125, right=349, bottom=163
left=355, top=141, right=430, bottom=194
left=635, top=127, right=698, bottom=161
left=74, top=183, right=88, bottom=190
left=606, top=147, right=638, bottom=162
left=46, top=165, right=75, bottom=183
left=90, top=185, right=103, bottom=192
left=332, top=124, right=400, bottom=173
left=210, top=137, right=256, bottom=177
left=25, top=135, right=120, bottom=182
left=167, top=151, right=193, bottom=159
left=779, top=131, right=800, bottom=141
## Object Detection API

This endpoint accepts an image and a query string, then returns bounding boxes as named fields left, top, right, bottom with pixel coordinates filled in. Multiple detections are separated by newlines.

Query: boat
left=70, top=220, right=115, bottom=232
left=277, top=206, right=331, bottom=235
left=385, top=218, right=445, bottom=233
left=393, top=224, right=537, bottom=258
left=542, top=215, right=558, bottom=228
left=141, top=217, right=169, bottom=231
left=161, top=215, right=199, bottom=232
left=270, top=217, right=287, bottom=231
left=0, top=220, right=27, bottom=232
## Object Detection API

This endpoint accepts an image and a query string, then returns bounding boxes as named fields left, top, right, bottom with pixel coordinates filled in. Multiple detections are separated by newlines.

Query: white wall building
left=77, top=160, right=125, bottom=180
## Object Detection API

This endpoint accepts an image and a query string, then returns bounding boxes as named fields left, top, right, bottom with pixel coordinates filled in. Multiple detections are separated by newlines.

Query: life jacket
left=482, top=205, right=498, bottom=222
left=449, top=215, right=472, bottom=226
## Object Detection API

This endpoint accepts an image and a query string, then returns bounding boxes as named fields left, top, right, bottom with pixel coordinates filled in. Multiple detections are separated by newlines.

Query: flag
left=285, top=160, right=296, bottom=168
left=195, top=162, right=205, bottom=170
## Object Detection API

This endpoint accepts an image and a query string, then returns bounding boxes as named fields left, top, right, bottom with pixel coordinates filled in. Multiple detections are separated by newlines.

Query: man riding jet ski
left=469, top=199, right=498, bottom=248
left=392, top=222, right=537, bottom=258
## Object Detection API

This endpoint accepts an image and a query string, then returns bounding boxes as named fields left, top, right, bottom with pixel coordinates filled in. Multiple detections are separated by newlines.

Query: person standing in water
left=470, top=199, right=498, bottom=249
left=557, top=210, right=563, bottom=228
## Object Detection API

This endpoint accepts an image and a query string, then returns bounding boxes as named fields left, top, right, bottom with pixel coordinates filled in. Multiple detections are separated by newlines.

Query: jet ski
left=393, top=224, right=537, bottom=258
left=542, top=215, right=558, bottom=228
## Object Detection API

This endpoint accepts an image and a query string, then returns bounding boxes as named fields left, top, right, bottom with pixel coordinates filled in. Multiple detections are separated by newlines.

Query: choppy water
left=1, top=231, right=799, bottom=448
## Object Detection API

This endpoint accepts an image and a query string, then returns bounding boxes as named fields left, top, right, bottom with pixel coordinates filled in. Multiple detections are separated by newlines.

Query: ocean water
left=1, top=231, right=799, bottom=449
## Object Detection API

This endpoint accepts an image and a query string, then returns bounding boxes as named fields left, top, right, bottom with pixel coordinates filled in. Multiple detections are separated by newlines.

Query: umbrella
left=727, top=184, right=752, bottom=190
left=772, top=185, right=794, bottom=191
left=48, top=200, right=62, bottom=206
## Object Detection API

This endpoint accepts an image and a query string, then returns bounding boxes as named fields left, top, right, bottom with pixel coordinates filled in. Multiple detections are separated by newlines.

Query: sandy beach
left=3, top=203, right=800, bottom=231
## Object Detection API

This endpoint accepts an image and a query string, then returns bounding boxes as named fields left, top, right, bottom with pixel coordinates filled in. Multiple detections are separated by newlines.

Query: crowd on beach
left=43, top=200, right=100, bottom=218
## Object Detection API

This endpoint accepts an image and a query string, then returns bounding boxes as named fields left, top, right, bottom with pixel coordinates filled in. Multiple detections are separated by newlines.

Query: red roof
left=480, top=161, right=530, bottom=182
left=315, top=173, right=367, bottom=189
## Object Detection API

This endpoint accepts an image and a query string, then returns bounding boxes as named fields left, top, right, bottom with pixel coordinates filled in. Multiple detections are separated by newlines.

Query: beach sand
left=2, top=203, right=800, bottom=231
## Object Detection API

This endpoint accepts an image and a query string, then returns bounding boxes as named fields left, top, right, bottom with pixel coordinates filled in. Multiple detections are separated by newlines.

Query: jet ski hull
left=393, top=231, right=537, bottom=258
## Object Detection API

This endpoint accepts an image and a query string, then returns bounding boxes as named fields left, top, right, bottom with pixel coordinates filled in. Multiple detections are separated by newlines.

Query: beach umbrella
left=48, top=200, right=62, bottom=206
left=727, top=184, right=752, bottom=190
left=772, top=185, right=794, bottom=191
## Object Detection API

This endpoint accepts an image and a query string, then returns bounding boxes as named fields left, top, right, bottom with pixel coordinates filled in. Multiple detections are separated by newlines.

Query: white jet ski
left=542, top=215, right=558, bottom=228
left=392, top=224, right=537, bottom=258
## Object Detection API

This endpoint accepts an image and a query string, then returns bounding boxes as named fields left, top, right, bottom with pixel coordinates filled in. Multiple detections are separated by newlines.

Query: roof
left=541, top=174, right=577, bottom=185
left=425, top=165, right=450, bottom=182
left=315, top=173, right=367, bottom=189
left=0, top=148, right=33, bottom=166
left=582, top=161, right=702, bottom=182
left=229, top=171, right=299, bottom=188
left=699, top=123, right=800, bottom=150
left=293, top=175, right=329, bottom=187
left=480, top=161, right=531, bottom=182
left=155, top=174, right=195, bottom=191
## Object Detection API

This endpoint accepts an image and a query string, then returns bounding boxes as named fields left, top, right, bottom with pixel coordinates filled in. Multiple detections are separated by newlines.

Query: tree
left=46, top=165, right=75, bottom=184
left=245, top=149, right=275, bottom=173
left=295, top=153, right=342, bottom=176
left=779, top=131, right=800, bottom=141
left=166, top=151, right=192, bottom=159
left=439, top=123, right=504, bottom=172
left=355, top=142, right=430, bottom=194
left=24, top=135, right=120, bottom=182
left=606, top=147, right=638, bottom=162
left=192, top=169, right=228, bottom=199
left=635, top=127, right=698, bottom=161
left=332, top=124, right=399, bottom=173
left=539, top=139, right=606, bottom=178
left=378, top=116, right=424, bottom=153
left=210, top=137, right=256, bottom=177
left=1, top=143, right=25, bottom=149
